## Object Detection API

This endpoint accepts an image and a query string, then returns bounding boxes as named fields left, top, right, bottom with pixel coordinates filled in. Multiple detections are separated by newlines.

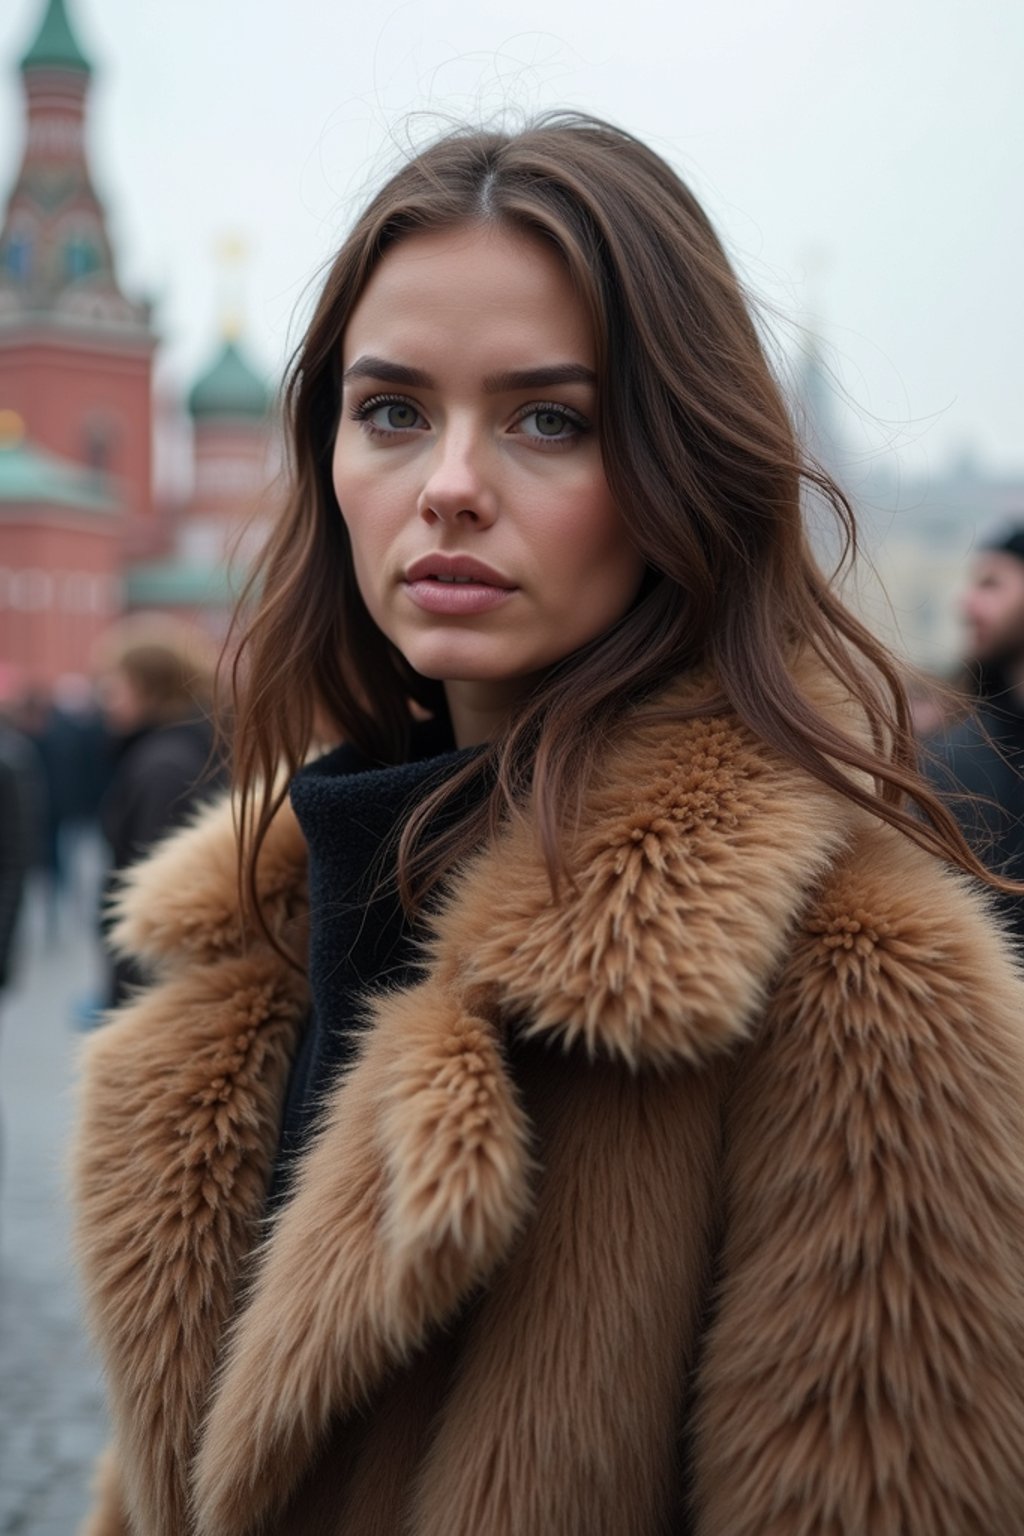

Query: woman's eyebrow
left=342, top=356, right=596, bottom=392
left=343, top=357, right=432, bottom=388
left=484, top=363, right=596, bottom=392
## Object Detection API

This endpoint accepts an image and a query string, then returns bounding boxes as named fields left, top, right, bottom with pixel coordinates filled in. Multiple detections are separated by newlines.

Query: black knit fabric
left=269, top=717, right=480, bottom=1204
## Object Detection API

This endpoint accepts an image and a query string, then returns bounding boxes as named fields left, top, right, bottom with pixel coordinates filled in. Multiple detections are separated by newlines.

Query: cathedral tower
left=0, top=0, right=158, bottom=550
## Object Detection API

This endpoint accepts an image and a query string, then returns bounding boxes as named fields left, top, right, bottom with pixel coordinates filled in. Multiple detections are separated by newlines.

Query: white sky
left=2, top=0, right=1022, bottom=477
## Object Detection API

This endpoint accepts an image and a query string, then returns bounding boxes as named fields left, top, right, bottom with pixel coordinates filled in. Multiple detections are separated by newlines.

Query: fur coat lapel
left=75, top=681, right=863, bottom=1535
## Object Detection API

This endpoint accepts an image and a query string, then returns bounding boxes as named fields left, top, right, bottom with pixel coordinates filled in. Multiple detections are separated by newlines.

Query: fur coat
left=72, top=676, right=1024, bottom=1536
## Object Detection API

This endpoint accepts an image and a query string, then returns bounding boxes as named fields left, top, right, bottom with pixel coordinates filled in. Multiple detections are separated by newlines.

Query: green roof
left=125, top=560, right=240, bottom=608
left=0, top=433, right=115, bottom=512
left=20, top=0, right=92, bottom=76
left=188, top=338, right=270, bottom=421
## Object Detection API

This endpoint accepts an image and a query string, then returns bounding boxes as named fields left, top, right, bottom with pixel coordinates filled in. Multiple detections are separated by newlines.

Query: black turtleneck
left=269, top=717, right=481, bottom=1204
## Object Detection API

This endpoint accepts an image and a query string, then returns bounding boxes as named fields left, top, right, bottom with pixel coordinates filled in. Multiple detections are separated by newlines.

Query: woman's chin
left=401, top=642, right=534, bottom=688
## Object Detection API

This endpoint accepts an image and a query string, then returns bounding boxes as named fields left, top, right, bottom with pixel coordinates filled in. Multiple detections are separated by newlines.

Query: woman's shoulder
left=777, top=814, right=1023, bottom=1029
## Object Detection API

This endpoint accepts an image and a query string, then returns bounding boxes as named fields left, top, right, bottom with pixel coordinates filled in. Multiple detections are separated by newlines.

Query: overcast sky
left=2, top=0, right=1022, bottom=478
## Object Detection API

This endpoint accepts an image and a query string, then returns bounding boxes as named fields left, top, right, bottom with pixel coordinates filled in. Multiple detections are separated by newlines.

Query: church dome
left=188, top=337, right=270, bottom=422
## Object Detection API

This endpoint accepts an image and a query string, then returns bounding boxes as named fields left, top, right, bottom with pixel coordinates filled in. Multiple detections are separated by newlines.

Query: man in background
left=925, top=525, right=1024, bottom=943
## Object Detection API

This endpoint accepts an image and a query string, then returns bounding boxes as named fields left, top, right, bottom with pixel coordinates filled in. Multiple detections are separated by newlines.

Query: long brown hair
left=230, top=111, right=1013, bottom=943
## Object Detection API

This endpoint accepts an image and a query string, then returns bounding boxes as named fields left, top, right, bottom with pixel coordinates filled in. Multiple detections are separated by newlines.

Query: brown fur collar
left=74, top=672, right=1024, bottom=1536
left=111, top=672, right=857, bottom=1070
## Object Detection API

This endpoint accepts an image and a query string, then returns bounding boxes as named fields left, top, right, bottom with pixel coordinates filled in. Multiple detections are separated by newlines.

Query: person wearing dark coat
left=0, top=717, right=39, bottom=991
left=923, top=525, right=1024, bottom=944
left=0, top=715, right=41, bottom=1198
left=94, top=617, right=227, bottom=1008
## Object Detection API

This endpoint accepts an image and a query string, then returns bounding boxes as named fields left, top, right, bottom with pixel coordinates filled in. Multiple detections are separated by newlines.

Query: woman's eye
left=516, top=405, right=586, bottom=442
left=379, top=401, right=420, bottom=430
left=353, top=396, right=425, bottom=434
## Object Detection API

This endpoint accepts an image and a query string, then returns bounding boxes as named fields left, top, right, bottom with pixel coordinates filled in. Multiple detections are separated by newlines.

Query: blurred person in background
left=14, top=675, right=113, bottom=942
left=52, top=671, right=117, bottom=911
left=0, top=668, right=41, bottom=998
left=93, top=616, right=226, bottom=1008
left=0, top=684, right=40, bottom=1194
left=923, top=524, right=1024, bottom=942
left=17, top=684, right=83, bottom=940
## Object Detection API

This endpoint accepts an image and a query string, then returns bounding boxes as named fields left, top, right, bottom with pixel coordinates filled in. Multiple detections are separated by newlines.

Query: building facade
left=0, top=0, right=272, bottom=689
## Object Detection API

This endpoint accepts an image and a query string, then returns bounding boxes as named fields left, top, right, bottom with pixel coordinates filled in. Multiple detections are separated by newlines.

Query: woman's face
left=332, top=221, right=645, bottom=744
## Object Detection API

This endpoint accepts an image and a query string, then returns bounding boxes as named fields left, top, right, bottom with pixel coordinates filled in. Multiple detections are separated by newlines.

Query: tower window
left=64, top=234, right=100, bottom=281
left=3, top=233, right=32, bottom=282
left=83, top=415, right=117, bottom=475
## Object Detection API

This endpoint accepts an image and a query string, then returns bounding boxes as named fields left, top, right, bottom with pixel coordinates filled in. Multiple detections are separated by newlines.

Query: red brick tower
left=0, top=0, right=158, bottom=555
left=0, top=406, right=120, bottom=688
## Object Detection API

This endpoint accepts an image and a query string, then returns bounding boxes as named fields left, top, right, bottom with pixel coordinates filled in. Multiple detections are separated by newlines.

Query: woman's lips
left=403, top=577, right=517, bottom=615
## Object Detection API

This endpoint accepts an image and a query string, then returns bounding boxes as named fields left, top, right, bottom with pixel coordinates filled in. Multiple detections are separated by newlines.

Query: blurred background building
left=0, top=0, right=275, bottom=691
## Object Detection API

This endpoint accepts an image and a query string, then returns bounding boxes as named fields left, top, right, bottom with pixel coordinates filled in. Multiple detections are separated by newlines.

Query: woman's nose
left=416, top=429, right=498, bottom=528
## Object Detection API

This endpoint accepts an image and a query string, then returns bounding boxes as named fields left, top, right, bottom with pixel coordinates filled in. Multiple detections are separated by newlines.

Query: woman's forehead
left=341, top=224, right=596, bottom=376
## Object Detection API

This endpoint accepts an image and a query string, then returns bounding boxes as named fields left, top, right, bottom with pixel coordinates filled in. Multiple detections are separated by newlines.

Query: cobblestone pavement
left=1, top=875, right=108, bottom=1533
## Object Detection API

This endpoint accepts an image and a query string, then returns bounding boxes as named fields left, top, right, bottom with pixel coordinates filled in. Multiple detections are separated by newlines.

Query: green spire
left=20, top=0, right=92, bottom=77
left=188, top=338, right=270, bottom=421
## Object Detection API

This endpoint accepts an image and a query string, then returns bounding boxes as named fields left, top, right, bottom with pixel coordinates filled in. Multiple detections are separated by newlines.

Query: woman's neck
left=444, top=677, right=535, bottom=748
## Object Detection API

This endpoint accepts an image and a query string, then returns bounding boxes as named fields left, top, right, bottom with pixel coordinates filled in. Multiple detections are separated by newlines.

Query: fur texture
left=72, top=678, right=1024, bottom=1535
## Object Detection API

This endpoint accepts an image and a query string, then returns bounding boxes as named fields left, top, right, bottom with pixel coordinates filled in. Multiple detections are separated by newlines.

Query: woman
left=74, top=115, right=1024, bottom=1536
